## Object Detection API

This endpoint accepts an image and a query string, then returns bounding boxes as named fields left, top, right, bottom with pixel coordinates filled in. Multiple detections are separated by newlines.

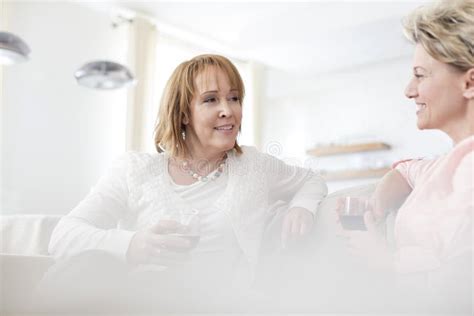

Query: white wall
left=261, top=57, right=452, bottom=192
left=1, top=2, right=130, bottom=214
left=1, top=2, right=455, bottom=212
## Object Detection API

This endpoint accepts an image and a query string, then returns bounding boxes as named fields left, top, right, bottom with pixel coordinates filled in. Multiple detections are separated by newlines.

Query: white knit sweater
left=49, top=146, right=328, bottom=267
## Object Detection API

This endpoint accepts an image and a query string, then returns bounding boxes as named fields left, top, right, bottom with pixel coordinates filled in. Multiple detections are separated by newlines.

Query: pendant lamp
left=74, top=60, right=136, bottom=90
left=0, top=31, right=30, bottom=65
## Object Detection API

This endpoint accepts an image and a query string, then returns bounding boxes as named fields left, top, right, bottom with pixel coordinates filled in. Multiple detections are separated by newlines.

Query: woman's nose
left=218, top=100, right=232, bottom=118
left=405, top=78, right=418, bottom=99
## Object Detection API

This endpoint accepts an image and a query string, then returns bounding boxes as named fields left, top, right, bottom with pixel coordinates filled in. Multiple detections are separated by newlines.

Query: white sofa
left=1, top=184, right=382, bottom=312
left=0, top=215, right=59, bottom=312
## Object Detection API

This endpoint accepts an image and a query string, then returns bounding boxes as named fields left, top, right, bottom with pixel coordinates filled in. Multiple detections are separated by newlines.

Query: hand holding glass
left=162, top=209, right=200, bottom=252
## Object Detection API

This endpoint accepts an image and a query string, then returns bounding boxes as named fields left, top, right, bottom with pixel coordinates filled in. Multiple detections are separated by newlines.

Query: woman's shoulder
left=114, top=151, right=165, bottom=171
left=450, top=135, right=474, bottom=160
left=239, top=145, right=281, bottom=157
left=239, top=145, right=259, bottom=155
left=234, top=145, right=270, bottom=163
left=123, top=151, right=164, bottom=161
left=425, top=136, right=474, bottom=175
left=449, top=136, right=474, bottom=189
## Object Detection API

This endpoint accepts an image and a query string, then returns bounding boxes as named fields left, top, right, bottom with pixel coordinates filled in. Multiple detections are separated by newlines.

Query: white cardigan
left=49, top=146, right=327, bottom=267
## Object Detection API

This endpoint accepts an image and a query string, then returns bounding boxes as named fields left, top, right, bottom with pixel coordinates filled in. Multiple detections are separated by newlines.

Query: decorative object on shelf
left=74, top=60, right=136, bottom=90
left=320, top=167, right=391, bottom=181
left=307, top=142, right=391, bottom=156
left=0, top=31, right=30, bottom=65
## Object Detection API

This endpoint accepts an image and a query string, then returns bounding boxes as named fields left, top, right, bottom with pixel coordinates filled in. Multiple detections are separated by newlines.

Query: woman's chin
left=221, top=141, right=237, bottom=152
left=416, top=119, right=428, bottom=130
left=224, top=143, right=236, bottom=151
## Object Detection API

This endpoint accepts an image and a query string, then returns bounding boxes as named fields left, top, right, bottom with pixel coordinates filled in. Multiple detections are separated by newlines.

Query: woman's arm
left=48, top=154, right=135, bottom=260
left=371, top=169, right=413, bottom=220
left=262, top=152, right=328, bottom=247
left=265, top=155, right=328, bottom=215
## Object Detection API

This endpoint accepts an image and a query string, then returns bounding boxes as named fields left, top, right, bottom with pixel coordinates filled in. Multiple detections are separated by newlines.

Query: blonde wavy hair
left=154, top=54, right=245, bottom=158
left=403, top=0, right=474, bottom=71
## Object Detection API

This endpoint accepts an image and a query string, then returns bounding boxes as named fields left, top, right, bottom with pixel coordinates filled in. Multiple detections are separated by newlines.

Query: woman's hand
left=126, top=220, right=193, bottom=267
left=281, top=207, right=314, bottom=249
left=338, top=211, right=394, bottom=271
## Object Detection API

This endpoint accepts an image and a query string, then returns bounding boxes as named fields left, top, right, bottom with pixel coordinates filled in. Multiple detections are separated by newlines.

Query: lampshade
left=74, top=61, right=136, bottom=90
left=0, top=31, right=31, bottom=65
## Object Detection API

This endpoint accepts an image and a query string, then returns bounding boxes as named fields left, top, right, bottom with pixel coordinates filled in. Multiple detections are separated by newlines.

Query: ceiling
left=85, top=1, right=429, bottom=76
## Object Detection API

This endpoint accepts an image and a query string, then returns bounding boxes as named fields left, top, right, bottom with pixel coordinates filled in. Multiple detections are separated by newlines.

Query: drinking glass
left=337, top=196, right=369, bottom=231
left=163, top=208, right=201, bottom=252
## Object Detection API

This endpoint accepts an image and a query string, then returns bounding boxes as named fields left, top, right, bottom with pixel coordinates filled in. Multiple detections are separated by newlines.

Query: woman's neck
left=445, top=102, right=474, bottom=145
left=187, top=149, right=227, bottom=165
left=184, top=139, right=228, bottom=165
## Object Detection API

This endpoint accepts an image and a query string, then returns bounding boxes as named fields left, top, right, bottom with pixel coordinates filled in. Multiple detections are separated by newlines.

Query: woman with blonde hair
left=43, top=54, right=327, bottom=311
left=343, top=0, right=473, bottom=310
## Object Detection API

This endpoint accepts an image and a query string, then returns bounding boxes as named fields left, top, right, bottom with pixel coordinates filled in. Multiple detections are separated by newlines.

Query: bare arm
left=371, top=169, right=413, bottom=220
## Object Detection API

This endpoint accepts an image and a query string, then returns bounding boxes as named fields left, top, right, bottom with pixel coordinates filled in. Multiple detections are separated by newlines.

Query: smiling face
left=405, top=44, right=467, bottom=132
left=184, top=66, right=242, bottom=159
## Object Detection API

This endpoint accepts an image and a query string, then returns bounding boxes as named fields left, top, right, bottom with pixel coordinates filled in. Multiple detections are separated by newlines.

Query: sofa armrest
left=0, top=215, right=61, bottom=256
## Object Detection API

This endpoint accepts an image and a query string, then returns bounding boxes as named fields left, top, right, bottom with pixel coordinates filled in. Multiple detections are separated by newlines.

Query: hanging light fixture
left=74, top=60, right=136, bottom=90
left=0, top=31, right=31, bottom=65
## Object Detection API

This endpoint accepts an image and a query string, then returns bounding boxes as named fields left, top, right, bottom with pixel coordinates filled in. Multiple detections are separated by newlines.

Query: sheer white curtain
left=1, top=2, right=12, bottom=211
left=238, top=61, right=263, bottom=150
left=125, top=16, right=158, bottom=152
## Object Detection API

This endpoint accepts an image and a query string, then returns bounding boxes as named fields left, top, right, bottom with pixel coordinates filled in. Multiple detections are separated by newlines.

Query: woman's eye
left=414, top=73, right=425, bottom=79
left=229, top=96, right=240, bottom=102
left=204, top=97, right=217, bottom=103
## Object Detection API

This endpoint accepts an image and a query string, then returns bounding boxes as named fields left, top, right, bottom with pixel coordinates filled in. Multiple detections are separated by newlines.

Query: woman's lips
left=416, top=103, right=427, bottom=115
left=214, top=124, right=235, bottom=135
left=214, top=124, right=233, bottom=131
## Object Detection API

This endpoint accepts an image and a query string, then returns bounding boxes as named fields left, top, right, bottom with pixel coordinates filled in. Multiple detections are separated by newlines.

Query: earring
left=181, top=130, right=186, bottom=140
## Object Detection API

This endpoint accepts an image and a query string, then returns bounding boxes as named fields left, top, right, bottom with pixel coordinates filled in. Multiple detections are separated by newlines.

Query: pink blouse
left=393, top=136, right=473, bottom=274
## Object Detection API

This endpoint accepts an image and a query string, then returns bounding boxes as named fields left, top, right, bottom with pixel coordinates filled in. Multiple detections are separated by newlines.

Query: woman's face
left=405, top=44, right=467, bottom=132
left=184, top=66, right=242, bottom=157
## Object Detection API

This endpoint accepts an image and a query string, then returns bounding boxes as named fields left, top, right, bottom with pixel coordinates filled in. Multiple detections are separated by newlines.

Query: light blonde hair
left=154, top=54, right=245, bottom=158
left=403, top=0, right=474, bottom=71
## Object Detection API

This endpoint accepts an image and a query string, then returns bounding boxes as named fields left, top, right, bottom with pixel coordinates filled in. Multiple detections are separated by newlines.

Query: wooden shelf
left=321, top=167, right=391, bottom=181
left=307, top=142, right=391, bottom=156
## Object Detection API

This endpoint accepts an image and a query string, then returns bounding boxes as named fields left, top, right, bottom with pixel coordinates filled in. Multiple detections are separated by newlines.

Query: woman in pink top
left=344, top=0, right=473, bottom=307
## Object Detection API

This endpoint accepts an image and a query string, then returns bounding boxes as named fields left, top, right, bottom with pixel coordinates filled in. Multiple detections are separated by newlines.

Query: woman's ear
left=463, top=68, right=474, bottom=99
left=182, top=113, right=189, bottom=125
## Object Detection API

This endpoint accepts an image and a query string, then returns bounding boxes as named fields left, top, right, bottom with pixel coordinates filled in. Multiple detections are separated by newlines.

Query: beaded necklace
left=181, top=156, right=227, bottom=183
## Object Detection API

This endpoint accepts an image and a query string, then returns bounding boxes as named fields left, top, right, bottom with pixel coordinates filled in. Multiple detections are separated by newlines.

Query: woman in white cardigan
left=47, top=55, right=327, bottom=297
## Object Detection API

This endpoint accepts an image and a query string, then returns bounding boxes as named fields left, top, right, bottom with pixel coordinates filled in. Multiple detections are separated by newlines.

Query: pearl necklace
left=181, top=159, right=226, bottom=183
